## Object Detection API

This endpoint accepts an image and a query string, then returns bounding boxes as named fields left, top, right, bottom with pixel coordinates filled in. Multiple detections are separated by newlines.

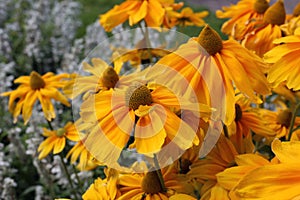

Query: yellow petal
left=22, top=90, right=38, bottom=124
left=144, top=0, right=165, bottom=27
left=232, top=163, right=300, bottom=200
left=271, top=139, right=300, bottom=163
left=235, top=153, right=270, bottom=166
left=268, top=48, right=300, bottom=90
left=38, top=136, right=56, bottom=159
left=210, top=184, right=230, bottom=200
left=37, top=93, right=55, bottom=121
left=169, top=194, right=196, bottom=200
left=163, top=107, right=197, bottom=149
left=134, top=108, right=167, bottom=154
left=53, top=137, right=66, bottom=154
left=128, top=1, right=147, bottom=25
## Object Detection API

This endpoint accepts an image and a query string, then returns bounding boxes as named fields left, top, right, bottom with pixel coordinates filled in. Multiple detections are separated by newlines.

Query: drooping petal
left=231, top=163, right=300, bottom=200
left=53, top=137, right=66, bottom=154
left=37, top=93, right=55, bottom=121
left=22, top=90, right=38, bottom=124
left=38, top=136, right=56, bottom=159
left=128, top=0, right=147, bottom=25
left=133, top=106, right=167, bottom=154
left=162, top=107, right=197, bottom=149
left=144, top=0, right=165, bottom=27
left=267, top=48, right=300, bottom=90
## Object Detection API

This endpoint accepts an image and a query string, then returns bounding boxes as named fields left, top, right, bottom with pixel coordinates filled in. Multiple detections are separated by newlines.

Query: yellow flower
left=112, top=39, right=171, bottom=67
left=281, top=15, right=300, bottom=35
left=81, top=81, right=212, bottom=165
left=272, top=83, right=297, bottom=104
left=157, top=25, right=270, bottom=124
left=63, top=57, right=124, bottom=99
left=38, top=122, right=80, bottom=159
left=166, top=7, right=208, bottom=28
left=216, top=153, right=271, bottom=197
left=231, top=139, right=300, bottom=199
left=118, top=165, right=182, bottom=199
left=82, top=168, right=120, bottom=200
left=281, top=2, right=300, bottom=35
left=1, top=71, right=70, bottom=124
left=187, top=135, right=240, bottom=199
left=241, top=0, right=286, bottom=57
left=66, top=140, right=98, bottom=171
left=259, top=108, right=300, bottom=139
left=99, top=0, right=165, bottom=32
left=169, top=194, right=196, bottom=200
left=216, top=0, right=269, bottom=40
left=265, top=35, right=300, bottom=91
left=227, top=94, right=274, bottom=152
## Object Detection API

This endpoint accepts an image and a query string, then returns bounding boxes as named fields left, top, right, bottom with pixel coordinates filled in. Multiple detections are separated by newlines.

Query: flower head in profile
left=241, top=0, right=286, bottom=57
left=1, top=71, right=70, bottom=124
left=265, top=35, right=300, bottom=91
left=157, top=24, right=270, bottom=124
left=259, top=108, right=300, bottom=139
left=166, top=7, right=208, bottom=28
left=216, top=0, right=269, bottom=40
left=280, top=2, right=300, bottom=35
left=99, top=0, right=166, bottom=32
left=38, top=122, right=80, bottom=159
left=227, top=94, right=274, bottom=152
left=112, top=38, right=171, bottom=67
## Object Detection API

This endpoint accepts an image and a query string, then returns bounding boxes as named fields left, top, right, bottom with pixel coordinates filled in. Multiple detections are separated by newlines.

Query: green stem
left=43, top=120, right=56, bottom=197
left=72, top=164, right=84, bottom=194
left=47, top=120, right=54, bottom=130
left=287, top=102, right=300, bottom=141
left=59, top=153, right=79, bottom=200
left=153, top=154, right=167, bottom=193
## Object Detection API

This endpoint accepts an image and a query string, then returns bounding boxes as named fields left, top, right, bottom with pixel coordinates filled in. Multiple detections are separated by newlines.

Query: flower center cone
left=254, top=0, right=269, bottom=14
left=277, top=109, right=292, bottom=127
left=197, top=25, right=223, bottom=55
left=263, top=0, right=286, bottom=25
left=235, top=104, right=243, bottom=122
left=141, top=171, right=163, bottom=194
left=102, top=67, right=119, bottom=89
left=126, top=85, right=152, bottom=110
left=30, top=71, right=46, bottom=90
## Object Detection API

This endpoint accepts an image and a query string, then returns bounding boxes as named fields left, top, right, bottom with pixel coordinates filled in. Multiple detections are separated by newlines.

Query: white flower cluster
left=0, top=143, right=17, bottom=200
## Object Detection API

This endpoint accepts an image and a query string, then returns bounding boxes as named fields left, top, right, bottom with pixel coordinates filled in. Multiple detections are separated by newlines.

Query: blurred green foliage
left=77, top=0, right=123, bottom=37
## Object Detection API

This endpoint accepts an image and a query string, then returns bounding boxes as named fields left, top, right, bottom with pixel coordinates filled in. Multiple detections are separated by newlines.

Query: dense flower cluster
left=1, top=0, right=300, bottom=199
